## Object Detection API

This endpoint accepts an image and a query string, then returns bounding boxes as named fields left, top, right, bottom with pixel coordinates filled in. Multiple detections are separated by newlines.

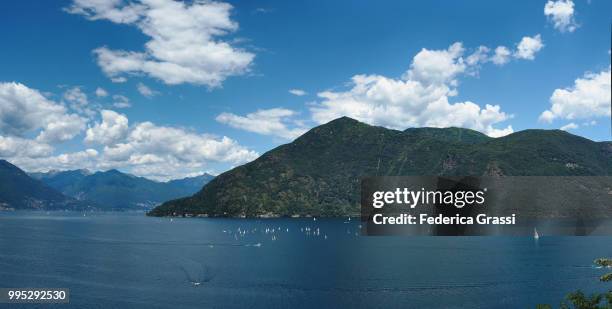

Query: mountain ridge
left=0, top=160, right=92, bottom=210
left=31, top=169, right=214, bottom=210
left=148, top=117, right=611, bottom=217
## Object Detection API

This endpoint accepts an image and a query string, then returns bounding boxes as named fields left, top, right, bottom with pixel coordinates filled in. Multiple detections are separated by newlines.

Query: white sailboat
left=533, top=227, right=540, bottom=240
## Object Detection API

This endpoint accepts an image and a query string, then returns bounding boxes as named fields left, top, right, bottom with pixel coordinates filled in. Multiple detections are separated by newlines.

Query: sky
left=0, top=0, right=610, bottom=180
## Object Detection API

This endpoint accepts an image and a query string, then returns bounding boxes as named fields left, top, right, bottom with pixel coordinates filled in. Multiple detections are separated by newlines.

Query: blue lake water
left=0, top=211, right=610, bottom=308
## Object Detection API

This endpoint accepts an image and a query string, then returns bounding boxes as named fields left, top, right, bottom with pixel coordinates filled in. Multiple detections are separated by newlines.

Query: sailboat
left=533, top=227, right=540, bottom=240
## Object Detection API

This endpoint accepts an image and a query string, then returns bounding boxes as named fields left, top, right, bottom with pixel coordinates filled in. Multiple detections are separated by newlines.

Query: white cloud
left=514, top=35, right=544, bottom=60
left=63, top=87, right=88, bottom=106
left=464, top=37, right=543, bottom=67
left=544, top=0, right=578, bottom=33
left=137, top=82, right=158, bottom=97
left=112, top=94, right=131, bottom=108
left=121, top=122, right=257, bottom=163
left=560, top=122, right=578, bottom=131
left=289, top=89, right=307, bottom=96
left=0, top=82, right=86, bottom=143
left=85, top=109, right=129, bottom=146
left=96, top=120, right=258, bottom=179
left=95, top=87, right=108, bottom=97
left=0, top=83, right=258, bottom=180
left=83, top=109, right=260, bottom=179
left=404, top=42, right=466, bottom=85
left=35, top=114, right=87, bottom=144
left=63, top=86, right=97, bottom=117
left=64, top=0, right=145, bottom=23
left=491, top=46, right=511, bottom=65
left=67, top=0, right=255, bottom=87
left=11, top=149, right=100, bottom=173
left=0, top=136, right=53, bottom=158
left=111, top=76, right=127, bottom=83
left=216, top=108, right=307, bottom=140
left=309, top=43, right=514, bottom=137
left=465, top=46, right=490, bottom=67
left=539, top=67, right=611, bottom=123
left=253, top=8, right=274, bottom=14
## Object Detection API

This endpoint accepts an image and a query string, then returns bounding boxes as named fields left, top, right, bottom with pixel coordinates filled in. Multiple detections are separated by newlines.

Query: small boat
left=534, top=227, right=540, bottom=240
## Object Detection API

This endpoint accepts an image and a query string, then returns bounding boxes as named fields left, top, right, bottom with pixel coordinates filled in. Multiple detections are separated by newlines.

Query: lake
left=0, top=212, right=610, bottom=308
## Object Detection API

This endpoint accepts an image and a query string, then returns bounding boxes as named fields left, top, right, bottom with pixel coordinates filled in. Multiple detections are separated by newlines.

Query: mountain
left=167, top=174, right=215, bottom=194
left=33, top=169, right=213, bottom=210
left=0, top=160, right=90, bottom=210
left=148, top=117, right=612, bottom=217
left=30, top=169, right=91, bottom=189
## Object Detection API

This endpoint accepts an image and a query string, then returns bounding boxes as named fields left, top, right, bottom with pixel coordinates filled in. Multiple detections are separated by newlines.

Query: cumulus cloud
left=289, top=89, right=307, bottom=96
left=111, top=77, right=127, bottom=83
left=85, top=109, right=129, bottom=145
left=112, top=94, right=131, bottom=108
left=137, top=82, right=158, bottom=97
left=470, top=36, right=543, bottom=67
left=95, top=87, right=108, bottom=97
left=63, top=87, right=88, bottom=106
left=0, top=82, right=86, bottom=143
left=560, top=122, right=578, bottom=131
left=309, top=43, right=514, bottom=137
left=95, top=120, right=258, bottom=179
left=0, top=136, right=54, bottom=159
left=0, top=83, right=259, bottom=180
left=79, top=109, right=260, bottom=179
left=216, top=108, right=307, bottom=140
left=404, top=42, right=466, bottom=85
left=465, top=46, right=490, bottom=68
left=66, top=0, right=255, bottom=87
left=491, top=46, right=511, bottom=65
left=514, top=35, right=544, bottom=60
left=226, top=41, right=535, bottom=138
left=11, top=149, right=100, bottom=173
left=63, top=86, right=97, bottom=117
left=64, top=0, right=145, bottom=23
left=539, top=67, right=611, bottom=123
left=119, top=122, right=257, bottom=163
left=544, top=0, right=578, bottom=33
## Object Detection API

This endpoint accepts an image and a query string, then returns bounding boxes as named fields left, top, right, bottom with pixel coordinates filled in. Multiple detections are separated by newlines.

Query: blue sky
left=0, top=0, right=610, bottom=179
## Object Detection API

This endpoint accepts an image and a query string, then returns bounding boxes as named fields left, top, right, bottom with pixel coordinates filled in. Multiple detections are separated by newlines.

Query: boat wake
left=179, top=261, right=215, bottom=287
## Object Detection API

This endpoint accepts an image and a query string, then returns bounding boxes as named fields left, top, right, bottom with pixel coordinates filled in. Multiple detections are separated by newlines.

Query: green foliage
left=551, top=258, right=612, bottom=309
left=149, top=117, right=612, bottom=217
left=558, top=290, right=612, bottom=309
left=595, top=259, right=612, bottom=268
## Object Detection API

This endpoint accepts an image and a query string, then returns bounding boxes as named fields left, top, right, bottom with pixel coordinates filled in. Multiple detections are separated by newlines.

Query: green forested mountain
left=149, top=117, right=612, bottom=217
left=0, top=160, right=89, bottom=210
left=33, top=169, right=214, bottom=210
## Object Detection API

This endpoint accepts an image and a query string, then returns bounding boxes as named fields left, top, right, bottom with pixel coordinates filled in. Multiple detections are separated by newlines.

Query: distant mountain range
left=148, top=117, right=612, bottom=217
left=30, top=170, right=214, bottom=210
left=0, top=160, right=91, bottom=210
left=0, top=160, right=213, bottom=211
